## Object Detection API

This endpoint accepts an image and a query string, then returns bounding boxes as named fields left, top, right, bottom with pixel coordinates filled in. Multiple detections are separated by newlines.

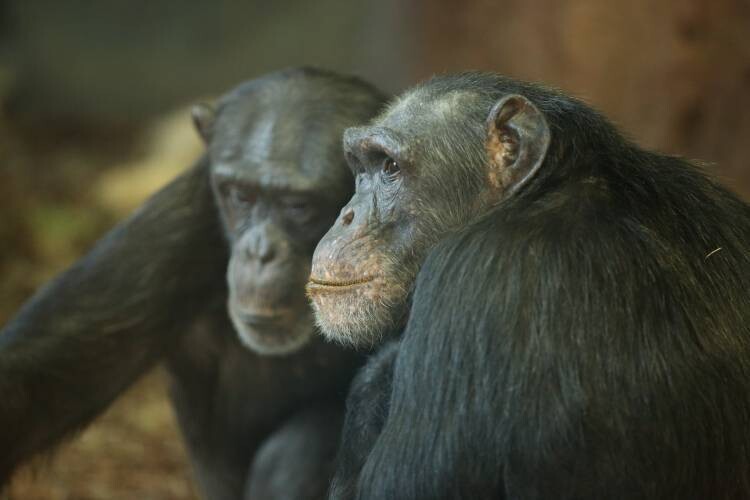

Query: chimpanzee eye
left=225, top=184, right=255, bottom=206
left=382, top=157, right=401, bottom=178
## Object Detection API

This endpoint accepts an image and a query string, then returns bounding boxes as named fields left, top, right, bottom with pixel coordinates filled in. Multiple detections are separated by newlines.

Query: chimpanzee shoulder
left=335, top=73, right=750, bottom=500
left=361, top=178, right=750, bottom=499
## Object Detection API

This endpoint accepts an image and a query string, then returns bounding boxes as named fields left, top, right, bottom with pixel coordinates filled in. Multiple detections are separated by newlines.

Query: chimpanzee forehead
left=212, top=159, right=337, bottom=194
left=206, top=69, right=383, bottom=196
left=353, top=88, right=488, bottom=166
left=210, top=106, right=351, bottom=194
left=375, top=88, right=483, bottom=135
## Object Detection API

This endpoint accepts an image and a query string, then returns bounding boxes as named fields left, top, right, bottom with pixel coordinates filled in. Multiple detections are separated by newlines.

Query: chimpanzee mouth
left=307, top=275, right=376, bottom=289
left=230, top=307, right=315, bottom=356
left=237, top=312, right=285, bottom=330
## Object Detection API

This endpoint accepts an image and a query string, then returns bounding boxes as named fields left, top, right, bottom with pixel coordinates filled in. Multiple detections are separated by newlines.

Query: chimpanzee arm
left=0, top=157, right=228, bottom=484
left=328, top=340, right=399, bottom=500
left=246, top=404, right=345, bottom=500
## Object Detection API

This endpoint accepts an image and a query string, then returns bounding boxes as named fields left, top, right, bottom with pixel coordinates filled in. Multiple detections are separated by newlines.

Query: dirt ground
left=6, top=370, right=199, bottom=500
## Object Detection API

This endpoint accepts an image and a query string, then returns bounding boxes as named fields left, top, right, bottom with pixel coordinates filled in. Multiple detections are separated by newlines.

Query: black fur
left=333, top=73, right=750, bottom=499
left=328, top=340, right=398, bottom=499
left=0, top=68, right=386, bottom=500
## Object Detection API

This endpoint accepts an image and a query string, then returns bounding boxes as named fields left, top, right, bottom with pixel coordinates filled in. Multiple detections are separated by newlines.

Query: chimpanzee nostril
left=341, top=208, right=355, bottom=226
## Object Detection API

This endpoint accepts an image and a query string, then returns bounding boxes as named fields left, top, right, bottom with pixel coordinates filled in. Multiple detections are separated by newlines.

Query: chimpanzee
left=307, top=73, right=750, bottom=499
left=0, top=67, right=385, bottom=500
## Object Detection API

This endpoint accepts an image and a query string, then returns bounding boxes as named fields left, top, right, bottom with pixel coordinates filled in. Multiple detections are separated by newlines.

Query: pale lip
left=236, top=312, right=285, bottom=330
left=306, top=275, right=375, bottom=291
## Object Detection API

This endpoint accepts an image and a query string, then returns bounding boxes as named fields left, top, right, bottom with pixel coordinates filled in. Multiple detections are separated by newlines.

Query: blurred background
left=1, top=0, right=748, bottom=498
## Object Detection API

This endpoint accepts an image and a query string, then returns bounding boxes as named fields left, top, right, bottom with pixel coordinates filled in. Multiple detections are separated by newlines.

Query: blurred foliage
left=0, top=99, right=202, bottom=323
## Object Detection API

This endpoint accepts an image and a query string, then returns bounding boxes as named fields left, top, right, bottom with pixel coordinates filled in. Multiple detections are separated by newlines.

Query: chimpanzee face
left=307, top=85, right=550, bottom=347
left=190, top=71, right=377, bottom=354
left=211, top=158, right=342, bottom=355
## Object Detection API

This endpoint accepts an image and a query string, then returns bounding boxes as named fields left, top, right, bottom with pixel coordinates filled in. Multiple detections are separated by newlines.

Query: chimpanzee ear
left=191, top=103, right=216, bottom=144
left=485, top=94, right=550, bottom=197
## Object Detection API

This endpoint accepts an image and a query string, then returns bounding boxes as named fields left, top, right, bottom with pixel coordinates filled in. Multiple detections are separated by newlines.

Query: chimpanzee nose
left=245, top=237, right=275, bottom=263
left=242, top=223, right=278, bottom=264
left=341, top=208, right=355, bottom=226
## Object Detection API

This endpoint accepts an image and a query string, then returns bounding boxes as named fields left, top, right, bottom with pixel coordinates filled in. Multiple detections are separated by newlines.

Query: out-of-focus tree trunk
left=417, top=0, right=750, bottom=198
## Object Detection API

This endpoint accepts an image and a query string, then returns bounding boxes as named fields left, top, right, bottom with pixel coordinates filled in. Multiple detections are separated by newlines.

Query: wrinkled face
left=307, top=88, right=550, bottom=347
left=213, top=168, right=342, bottom=355
left=196, top=98, right=355, bottom=355
left=307, top=93, right=485, bottom=346
left=306, top=142, right=414, bottom=345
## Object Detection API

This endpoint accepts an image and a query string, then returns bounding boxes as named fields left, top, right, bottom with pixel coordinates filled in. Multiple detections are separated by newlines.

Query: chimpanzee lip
left=237, top=312, right=285, bottom=328
left=307, top=275, right=376, bottom=288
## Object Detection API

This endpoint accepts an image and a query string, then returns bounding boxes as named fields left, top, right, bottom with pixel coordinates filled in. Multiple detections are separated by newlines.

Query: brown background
left=1, top=1, right=748, bottom=498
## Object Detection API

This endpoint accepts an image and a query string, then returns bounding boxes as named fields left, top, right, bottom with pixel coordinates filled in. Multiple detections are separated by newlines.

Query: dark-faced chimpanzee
left=0, top=67, right=385, bottom=500
left=307, top=73, right=750, bottom=499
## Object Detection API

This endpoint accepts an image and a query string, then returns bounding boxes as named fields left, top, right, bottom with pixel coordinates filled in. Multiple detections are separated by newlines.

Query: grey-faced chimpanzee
left=307, top=73, right=750, bottom=499
left=0, top=67, right=385, bottom=500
